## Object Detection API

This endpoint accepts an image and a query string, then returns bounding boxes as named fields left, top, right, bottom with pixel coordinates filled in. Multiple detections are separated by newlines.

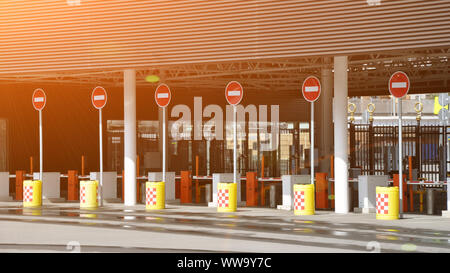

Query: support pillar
left=124, top=69, right=137, bottom=206
left=333, top=56, right=349, bottom=214
left=319, top=57, right=333, bottom=173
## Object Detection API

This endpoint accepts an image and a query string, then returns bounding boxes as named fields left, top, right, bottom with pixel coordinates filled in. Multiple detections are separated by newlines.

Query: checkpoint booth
left=0, top=172, right=11, bottom=201
left=33, top=172, right=61, bottom=201
left=89, top=172, right=118, bottom=202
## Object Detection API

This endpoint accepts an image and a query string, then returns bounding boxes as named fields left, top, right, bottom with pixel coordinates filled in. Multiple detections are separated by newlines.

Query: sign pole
left=301, top=76, right=321, bottom=185
left=154, top=83, right=171, bottom=183
left=388, top=71, right=409, bottom=219
left=163, top=106, right=166, bottom=183
left=233, top=105, right=237, bottom=184
left=99, top=107, right=103, bottom=206
left=91, top=86, right=107, bottom=207
left=225, top=81, right=243, bottom=184
left=310, top=102, right=314, bottom=185
left=32, top=89, right=46, bottom=181
left=398, top=98, right=403, bottom=218
left=39, top=109, right=43, bottom=181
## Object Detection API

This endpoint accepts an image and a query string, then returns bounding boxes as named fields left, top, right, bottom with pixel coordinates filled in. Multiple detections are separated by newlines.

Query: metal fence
left=349, top=122, right=449, bottom=182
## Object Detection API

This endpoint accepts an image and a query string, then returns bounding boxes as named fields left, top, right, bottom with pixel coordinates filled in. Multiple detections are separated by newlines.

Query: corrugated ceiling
left=0, top=0, right=449, bottom=74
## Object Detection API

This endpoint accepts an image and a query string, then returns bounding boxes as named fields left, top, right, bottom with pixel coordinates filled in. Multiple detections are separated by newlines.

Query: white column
left=124, top=69, right=137, bottom=206
left=334, top=56, right=349, bottom=214
left=319, top=57, right=333, bottom=173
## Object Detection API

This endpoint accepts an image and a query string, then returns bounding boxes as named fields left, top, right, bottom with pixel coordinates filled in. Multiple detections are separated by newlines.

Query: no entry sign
left=91, top=86, right=107, bottom=109
left=389, top=71, right=410, bottom=98
left=155, top=84, right=171, bottom=108
left=91, top=86, right=107, bottom=206
left=32, top=88, right=46, bottom=111
left=32, top=88, right=46, bottom=181
left=302, top=76, right=321, bottom=102
left=225, top=81, right=243, bottom=105
left=155, top=83, right=171, bottom=188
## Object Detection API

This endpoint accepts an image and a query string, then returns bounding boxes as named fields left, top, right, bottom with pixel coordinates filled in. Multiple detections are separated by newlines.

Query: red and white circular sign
left=302, top=76, right=321, bottom=102
left=155, top=83, right=171, bottom=108
left=225, top=81, right=243, bottom=105
left=32, top=88, right=46, bottom=111
left=389, top=71, right=410, bottom=99
left=91, top=86, right=107, bottom=109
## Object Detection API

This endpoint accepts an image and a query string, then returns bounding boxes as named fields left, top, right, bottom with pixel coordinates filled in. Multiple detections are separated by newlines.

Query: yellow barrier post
left=217, top=182, right=237, bottom=212
left=376, top=186, right=399, bottom=220
left=80, top=180, right=99, bottom=209
left=23, top=180, right=42, bottom=208
left=146, top=181, right=165, bottom=210
left=294, top=184, right=315, bottom=215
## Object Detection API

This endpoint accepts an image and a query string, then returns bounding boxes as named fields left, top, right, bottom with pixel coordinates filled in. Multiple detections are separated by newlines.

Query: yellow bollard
left=80, top=180, right=99, bottom=209
left=217, top=182, right=237, bottom=212
left=23, top=180, right=42, bottom=208
left=294, top=184, right=315, bottom=215
left=376, top=186, right=399, bottom=220
left=146, top=181, right=165, bottom=210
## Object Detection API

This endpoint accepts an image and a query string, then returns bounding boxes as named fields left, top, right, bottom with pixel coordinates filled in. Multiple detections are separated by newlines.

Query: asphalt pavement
left=0, top=201, right=449, bottom=253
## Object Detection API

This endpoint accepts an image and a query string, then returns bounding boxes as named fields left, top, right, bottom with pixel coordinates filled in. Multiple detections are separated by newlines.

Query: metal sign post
left=163, top=105, right=166, bottom=182
left=91, top=86, right=107, bottom=206
left=225, top=81, right=244, bottom=184
left=32, top=88, right=46, bottom=182
left=155, top=84, right=172, bottom=183
left=389, top=71, right=410, bottom=219
left=310, top=102, right=314, bottom=184
left=302, top=76, right=321, bottom=185
left=39, top=109, right=43, bottom=181
left=233, top=105, right=237, bottom=183
left=398, top=98, right=403, bottom=218
left=99, top=107, right=103, bottom=206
